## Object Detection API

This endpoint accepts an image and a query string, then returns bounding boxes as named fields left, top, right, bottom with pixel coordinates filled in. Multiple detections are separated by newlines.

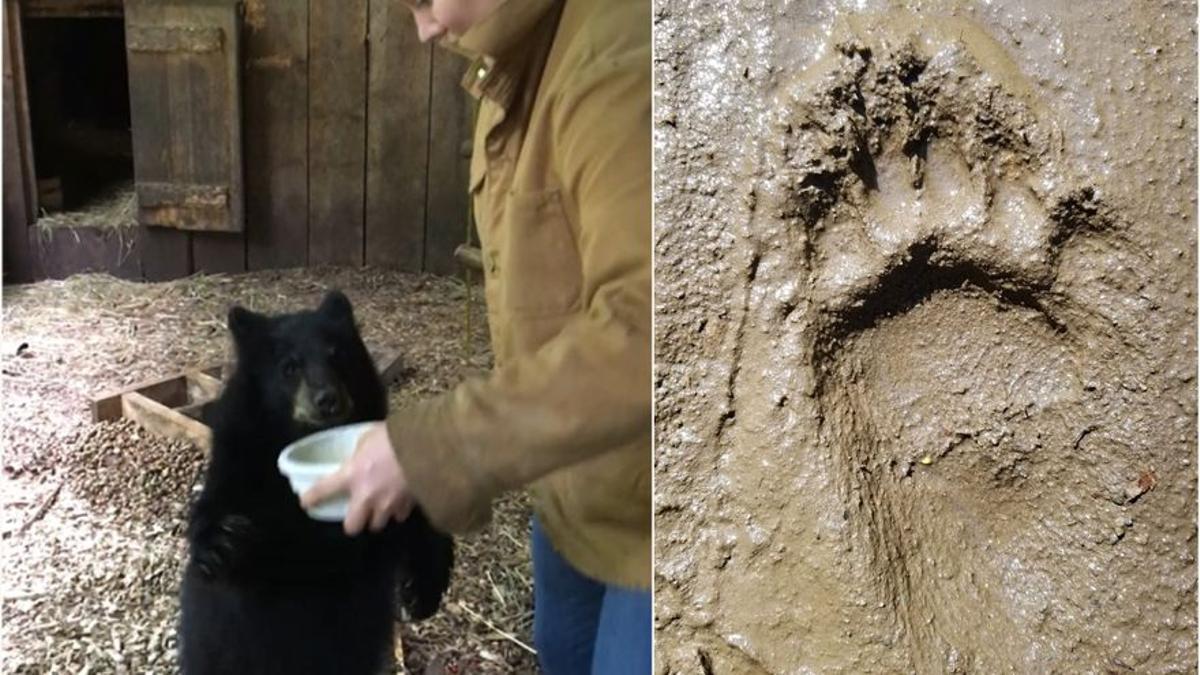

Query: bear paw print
left=746, top=14, right=1149, bottom=673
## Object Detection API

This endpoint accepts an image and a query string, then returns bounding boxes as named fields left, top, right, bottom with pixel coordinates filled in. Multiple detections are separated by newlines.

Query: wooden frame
left=91, top=365, right=227, bottom=451
left=122, top=389, right=214, bottom=449
left=91, top=350, right=405, bottom=453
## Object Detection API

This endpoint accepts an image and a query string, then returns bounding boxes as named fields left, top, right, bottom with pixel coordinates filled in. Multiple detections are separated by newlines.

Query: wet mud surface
left=653, top=1, right=1196, bottom=672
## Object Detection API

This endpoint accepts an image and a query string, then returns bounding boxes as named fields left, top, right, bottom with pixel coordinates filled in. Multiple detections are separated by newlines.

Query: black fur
left=178, top=290, right=454, bottom=675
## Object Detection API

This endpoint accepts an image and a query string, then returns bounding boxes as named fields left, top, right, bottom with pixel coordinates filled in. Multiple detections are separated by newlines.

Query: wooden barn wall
left=2, top=0, right=36, bottom=282
left=1, top=0, right=474, bottom=283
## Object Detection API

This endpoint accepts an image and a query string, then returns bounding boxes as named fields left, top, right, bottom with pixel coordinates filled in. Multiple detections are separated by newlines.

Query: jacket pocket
left=499, top=189, right=582, bottom=317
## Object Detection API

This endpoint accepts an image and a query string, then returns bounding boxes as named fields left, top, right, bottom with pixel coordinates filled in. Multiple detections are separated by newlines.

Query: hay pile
left=34, top=179, right=137, bottom=231
left=1, top=268, right=537, bottom=673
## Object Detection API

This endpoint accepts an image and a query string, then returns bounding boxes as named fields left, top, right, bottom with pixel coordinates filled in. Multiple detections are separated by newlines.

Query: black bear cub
left=179, top=291, right=453, bottom=675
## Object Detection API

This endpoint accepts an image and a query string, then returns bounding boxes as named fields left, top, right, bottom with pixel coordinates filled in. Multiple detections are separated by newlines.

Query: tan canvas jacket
left=386, top=0, right=651, bottom=589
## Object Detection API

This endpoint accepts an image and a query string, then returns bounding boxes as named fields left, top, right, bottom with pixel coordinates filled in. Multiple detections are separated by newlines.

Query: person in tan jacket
left=302, top=0, right=651, bottom=672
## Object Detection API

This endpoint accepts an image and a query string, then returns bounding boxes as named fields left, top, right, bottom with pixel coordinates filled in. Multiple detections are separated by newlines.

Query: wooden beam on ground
left=372, top=349, right=406, bottom=385
left=122, top=391, right=213, bottom=452
left=176, top=400, right=207, bottom=421
left=93, top=345, right=405, bottom=451
left=186, top=369, right=223, bottom=401
left=92, top=373, right=189, bottom=422
left=29, top=226, right=141, bottom=281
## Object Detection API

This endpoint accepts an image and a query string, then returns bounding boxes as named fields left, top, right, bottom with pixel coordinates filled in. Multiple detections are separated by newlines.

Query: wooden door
left=124, top=0, right=242, bottom=232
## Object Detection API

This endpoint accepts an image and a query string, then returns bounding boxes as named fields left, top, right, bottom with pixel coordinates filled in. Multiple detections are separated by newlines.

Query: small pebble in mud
left=1109, top=516, right=1135, bottom=545
left=1123, top=470, right=1158, bottom=504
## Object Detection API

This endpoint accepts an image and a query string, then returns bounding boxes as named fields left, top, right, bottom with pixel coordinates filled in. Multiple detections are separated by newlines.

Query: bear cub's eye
left=282, top=356, right=301, bottom=377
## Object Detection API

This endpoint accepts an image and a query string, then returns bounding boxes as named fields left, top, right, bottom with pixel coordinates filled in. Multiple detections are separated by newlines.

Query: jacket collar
left=439, top=0, right=558, bottom=106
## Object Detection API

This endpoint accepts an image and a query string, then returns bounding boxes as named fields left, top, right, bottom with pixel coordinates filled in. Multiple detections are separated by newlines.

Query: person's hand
left=300, top=422, right=415, bottom=536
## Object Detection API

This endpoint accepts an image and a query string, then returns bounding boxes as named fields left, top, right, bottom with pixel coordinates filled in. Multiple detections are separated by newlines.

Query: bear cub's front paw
left=192, top=514, right=255, bottom=579
left=396, top=576, right=444, bottom=622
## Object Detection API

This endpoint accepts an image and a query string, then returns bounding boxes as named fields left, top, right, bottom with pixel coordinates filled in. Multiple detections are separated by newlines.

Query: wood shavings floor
left=2, top=268, right=537, bottom=674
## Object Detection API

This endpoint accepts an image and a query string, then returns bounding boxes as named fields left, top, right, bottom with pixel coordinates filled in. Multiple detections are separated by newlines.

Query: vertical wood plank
left=190, top=14, right=245, bottom=274
left=139, top=228, right=191, bottom=280
left=364, top=0, right=430, bottom=272
left=308, top=0, right=366, bottom=266
left=2, top=0, right=36, bottom=282
left=125, top=0, right=191, bottom=279
left=244, top=0, right=309, bottom=271
left=424, top=47, right=471, bottom=276
left=191, top=232, right=244, bottom=274
left=7, top=0, right=34, bottom=217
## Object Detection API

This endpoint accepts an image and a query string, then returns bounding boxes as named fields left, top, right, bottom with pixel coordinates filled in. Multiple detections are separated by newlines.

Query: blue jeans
left=531, top=518, right=651, bottom=675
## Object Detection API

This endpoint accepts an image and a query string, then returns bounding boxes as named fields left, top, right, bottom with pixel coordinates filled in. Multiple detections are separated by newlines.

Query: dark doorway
left=22, top=11, right=134, bottom=228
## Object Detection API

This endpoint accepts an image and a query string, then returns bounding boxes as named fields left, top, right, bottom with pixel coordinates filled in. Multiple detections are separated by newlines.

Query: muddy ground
left=654, top=1, right=1196, bottom=673
left=1, top=268, right=537, bottom=673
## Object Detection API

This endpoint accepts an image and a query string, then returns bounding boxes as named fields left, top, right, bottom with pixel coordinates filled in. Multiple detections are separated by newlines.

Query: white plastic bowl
left=277, top=421, right=375, bottom=522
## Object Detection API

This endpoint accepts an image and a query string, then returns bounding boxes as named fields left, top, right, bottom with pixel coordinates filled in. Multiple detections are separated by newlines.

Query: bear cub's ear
left=318, top=290, right=355, bottom=325
left=228, top=306, right=268, bottom=346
